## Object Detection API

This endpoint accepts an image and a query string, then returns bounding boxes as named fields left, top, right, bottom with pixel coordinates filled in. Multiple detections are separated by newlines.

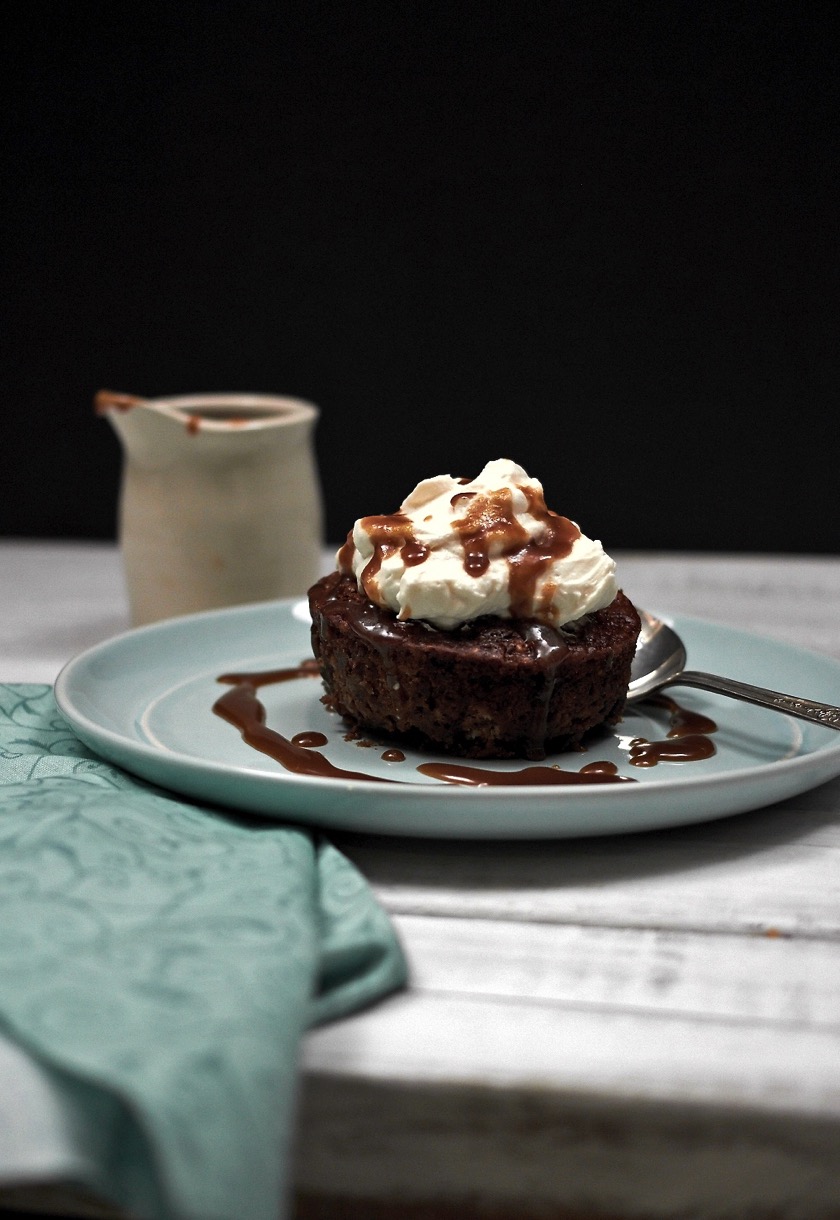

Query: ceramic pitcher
left=97, top=391, right=324, bottom=626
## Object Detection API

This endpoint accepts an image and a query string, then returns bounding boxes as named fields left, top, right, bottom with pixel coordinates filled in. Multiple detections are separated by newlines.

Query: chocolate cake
left=308, top=571, right=641, bottom=760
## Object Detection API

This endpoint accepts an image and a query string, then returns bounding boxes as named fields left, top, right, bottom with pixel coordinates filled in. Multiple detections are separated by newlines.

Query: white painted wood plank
left=394, top=913, right=840, bottom=1030
left=303, top=987, right=840, bottom=1118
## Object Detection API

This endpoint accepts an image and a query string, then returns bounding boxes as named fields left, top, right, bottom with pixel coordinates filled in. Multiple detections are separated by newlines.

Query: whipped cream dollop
left=336, top=459, right=618, bottom=631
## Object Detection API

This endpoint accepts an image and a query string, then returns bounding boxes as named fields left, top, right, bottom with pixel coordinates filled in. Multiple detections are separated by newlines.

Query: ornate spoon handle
left=664, top=670, right=840, bottom=729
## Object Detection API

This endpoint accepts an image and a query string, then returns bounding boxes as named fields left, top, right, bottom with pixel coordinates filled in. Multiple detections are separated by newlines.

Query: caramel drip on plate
left=646, top=693, right=718, bottom=738
left=629, top=734, right=717, bottom=766
left=291, top=731, right=329, bottom=748
left=213, top=670, right=388, bottom=783
left=218, top=658, right=320, bottom=686
left=417, top=760, right=634, bottom=786
left=627, top=692, right=718, bottom=767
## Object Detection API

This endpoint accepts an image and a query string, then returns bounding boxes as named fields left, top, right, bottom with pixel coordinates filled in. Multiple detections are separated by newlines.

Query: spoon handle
left=666, top=670, right=840, bottom=729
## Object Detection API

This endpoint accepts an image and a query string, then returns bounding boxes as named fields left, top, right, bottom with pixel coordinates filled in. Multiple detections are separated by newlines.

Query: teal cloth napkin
left=0, top=684, right=407, bottom=1220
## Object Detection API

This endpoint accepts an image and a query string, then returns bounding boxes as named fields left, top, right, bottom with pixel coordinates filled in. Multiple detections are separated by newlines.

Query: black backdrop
left=4, top=1, right=838, bottom=551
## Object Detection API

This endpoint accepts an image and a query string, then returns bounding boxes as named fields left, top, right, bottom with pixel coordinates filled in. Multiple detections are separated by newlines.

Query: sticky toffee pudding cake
left=308, top=460, right=641, bottom=761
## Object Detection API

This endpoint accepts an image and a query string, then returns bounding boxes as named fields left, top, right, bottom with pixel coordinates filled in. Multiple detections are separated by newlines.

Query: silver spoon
left=627, top=610, right=840, bottom=729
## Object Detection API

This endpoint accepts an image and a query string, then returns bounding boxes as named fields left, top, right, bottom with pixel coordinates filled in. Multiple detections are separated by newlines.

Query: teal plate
left=55, top=598, right=840, bottom=838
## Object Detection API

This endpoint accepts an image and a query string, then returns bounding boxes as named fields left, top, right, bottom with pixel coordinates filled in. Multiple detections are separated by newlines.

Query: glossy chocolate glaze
left=317, top=582, right=439, bottom=656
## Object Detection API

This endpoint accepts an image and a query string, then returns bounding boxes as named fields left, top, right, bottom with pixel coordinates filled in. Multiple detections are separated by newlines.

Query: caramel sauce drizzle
left=647, top=694, right=718, bottom=738
left=629, top=734, right=717, bottom=766
left=218, top=658, right=321, bottom=687
left=452, top=487, right=527, bottom=578
left=626, top=693, right=718, bottom=767
left=212, top=661, right=716, bottom=788
left=95, top=390, right=273, bottom=433
left=213, top=663, right=636, bottom=787
left=451, top=483, right=581, bottom=614
left=352, top=513, right=415, bottom=602
left=417, top=759, right=634, bottom=786
left=212, top=660, right=634, bottom=786
left=213, top=666, right=389, bottom=783
left=336, top=531, right=356, bottom=575
left=291, top=731, right=329, bottom=748
left=337, top=475, right=582, bottom=611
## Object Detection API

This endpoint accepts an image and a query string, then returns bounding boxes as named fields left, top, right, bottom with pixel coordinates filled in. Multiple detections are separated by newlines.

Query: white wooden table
left=3, top=540, right=840, bottom=1219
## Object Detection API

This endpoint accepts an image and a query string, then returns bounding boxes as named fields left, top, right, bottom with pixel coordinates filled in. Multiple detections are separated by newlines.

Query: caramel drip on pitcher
left=94, top=389, right=143, bottom=414
left=95, top=390, right=284, bottom=431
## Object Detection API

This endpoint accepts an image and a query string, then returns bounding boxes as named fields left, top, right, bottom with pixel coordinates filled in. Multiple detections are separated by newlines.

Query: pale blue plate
left=55, top=598, right=840, bottom=838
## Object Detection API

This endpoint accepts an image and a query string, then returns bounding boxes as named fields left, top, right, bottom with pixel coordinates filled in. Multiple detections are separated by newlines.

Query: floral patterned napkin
left=0, top=684, right=407, bottom=1220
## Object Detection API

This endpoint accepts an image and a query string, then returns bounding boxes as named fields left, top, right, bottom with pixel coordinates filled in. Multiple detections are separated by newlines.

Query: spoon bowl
left=627, top=610, right=840, bottom=729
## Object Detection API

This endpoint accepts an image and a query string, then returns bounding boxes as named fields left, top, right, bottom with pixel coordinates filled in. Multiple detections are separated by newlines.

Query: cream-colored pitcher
left=97, top=391, right=323, bottom=626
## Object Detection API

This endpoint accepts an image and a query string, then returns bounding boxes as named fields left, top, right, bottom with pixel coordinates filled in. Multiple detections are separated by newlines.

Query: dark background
left=4, top=1, right=838, bottom=550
